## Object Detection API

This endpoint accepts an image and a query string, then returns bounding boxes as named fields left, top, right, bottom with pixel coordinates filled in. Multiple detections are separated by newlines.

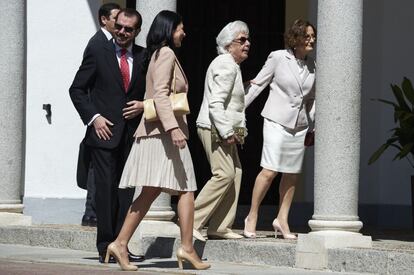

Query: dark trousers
left=91, top=135, right=135, bottom=255
left=84, top=166, right=96, bottom=218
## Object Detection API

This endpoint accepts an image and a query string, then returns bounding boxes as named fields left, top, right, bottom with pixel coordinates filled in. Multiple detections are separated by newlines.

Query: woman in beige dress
left=104, top=10, right=209, bottom=271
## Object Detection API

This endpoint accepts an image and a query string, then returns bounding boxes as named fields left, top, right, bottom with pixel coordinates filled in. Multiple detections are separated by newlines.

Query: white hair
left=216, top=20, right=249, bottom=55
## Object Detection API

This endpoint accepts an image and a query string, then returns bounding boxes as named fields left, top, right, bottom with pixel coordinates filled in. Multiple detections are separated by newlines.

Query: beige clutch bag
left=144, top=63, right=190, bottom=122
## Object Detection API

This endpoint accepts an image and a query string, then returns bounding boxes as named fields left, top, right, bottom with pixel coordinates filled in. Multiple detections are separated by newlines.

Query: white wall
left=25, top=0, right=100, bottom=200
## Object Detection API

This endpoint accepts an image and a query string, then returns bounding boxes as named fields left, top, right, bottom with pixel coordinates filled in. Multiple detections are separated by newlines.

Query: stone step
left=1, top=225, right=414, bottom=275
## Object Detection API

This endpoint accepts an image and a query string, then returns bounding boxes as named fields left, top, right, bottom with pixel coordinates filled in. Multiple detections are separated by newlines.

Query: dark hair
left=146, top=10, right=183, bottom=61
left=284, top=19, right=316, bottom=50
left=98, top=3, right=120, bottom=27
left=115, top=8, right=143, bottom=29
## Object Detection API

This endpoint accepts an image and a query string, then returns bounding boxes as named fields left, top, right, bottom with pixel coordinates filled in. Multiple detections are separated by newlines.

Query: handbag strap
left=172, top=62, right=177, bottom=95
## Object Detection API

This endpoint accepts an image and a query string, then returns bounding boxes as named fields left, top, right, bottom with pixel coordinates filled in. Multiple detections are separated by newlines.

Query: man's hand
left=93, top=116, right=114, bottom=140
left=123, top=100, right=144, bottom=119
left=170, top=128, right=187, bottom=149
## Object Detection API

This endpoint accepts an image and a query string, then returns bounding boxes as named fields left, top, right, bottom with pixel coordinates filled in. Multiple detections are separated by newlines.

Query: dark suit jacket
left=69, top=30, right=147, bottom=150
left=74, top=30, right=108, bottom=189
left=70, top=30, right=146, bottom=188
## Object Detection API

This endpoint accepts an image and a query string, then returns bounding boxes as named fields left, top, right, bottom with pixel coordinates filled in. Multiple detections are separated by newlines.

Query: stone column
left=135, top=0, right=177, bottom=47
left=295, top=0, right=371, bottom=270
left=0, top=0, right=31, bottom=226
left=130, top=1, right=179, bottom=252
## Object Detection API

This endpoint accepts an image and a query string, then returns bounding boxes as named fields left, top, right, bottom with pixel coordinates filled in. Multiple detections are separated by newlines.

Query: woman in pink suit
left=244, top=19, right=316, bottom=239
left=104, top=10, right=210, bottom=271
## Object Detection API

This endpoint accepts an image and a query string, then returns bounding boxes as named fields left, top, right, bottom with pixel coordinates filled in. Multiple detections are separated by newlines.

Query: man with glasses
left=69, top=8, right=146, bottom=264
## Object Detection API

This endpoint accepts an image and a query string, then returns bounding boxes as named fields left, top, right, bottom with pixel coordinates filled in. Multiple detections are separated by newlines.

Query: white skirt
left=119, top=135, right=197, bottom=195
left=261, top=118, right=308, bottom=173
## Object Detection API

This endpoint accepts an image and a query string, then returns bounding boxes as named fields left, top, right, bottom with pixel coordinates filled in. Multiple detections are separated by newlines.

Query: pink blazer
left=245, top=49, right=315, bottom=129
left=134, top=46, right=189, bottom=139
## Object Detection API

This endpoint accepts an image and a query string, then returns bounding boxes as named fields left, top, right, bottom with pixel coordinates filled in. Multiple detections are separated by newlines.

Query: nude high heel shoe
left=243, top=217, right=256, bottom=238
left=176, top=247, right=210, bottom=270
left=105, top=242, right=138, bottom=271
left=272, top=219, right=297, bottom=240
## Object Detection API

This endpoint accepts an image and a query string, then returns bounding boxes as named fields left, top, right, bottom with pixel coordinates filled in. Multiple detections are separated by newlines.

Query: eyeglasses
left=232, top=37, right=250, bottom=45
left=305, top=34, right=316, bottom=41
left=114, top=23, right=135, bottom=33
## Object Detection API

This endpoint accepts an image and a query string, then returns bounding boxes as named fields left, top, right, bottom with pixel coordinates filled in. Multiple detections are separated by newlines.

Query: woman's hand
left=170, top=128, right=187, bottom=149
left=244, top=79, right=256, bottom=88
left=224, top=134, right=239, bottom=145
left=123, top=100, right=144, bottom=119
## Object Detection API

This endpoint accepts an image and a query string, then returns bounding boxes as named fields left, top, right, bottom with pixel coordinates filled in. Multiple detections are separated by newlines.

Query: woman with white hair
left=192, top=20, right=250, bottom=241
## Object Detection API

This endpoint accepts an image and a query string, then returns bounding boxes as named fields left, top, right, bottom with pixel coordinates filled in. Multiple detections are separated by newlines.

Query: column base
left=0, top=212, right=32, bottom=226
left=143, top=210, right=176, bottom=221
left=295, top=230, right=372, bottom=270
left=135, top=220, right=180, bottom=237
left=0, top=203, right=24, bottom=213
left=309, top=219, right=363, bottom=232
left=129, top=220, right=180, bottom=254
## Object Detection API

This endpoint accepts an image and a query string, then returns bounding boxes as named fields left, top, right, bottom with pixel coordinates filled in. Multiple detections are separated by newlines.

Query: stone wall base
left=295, top=230, right=372, bottom=270
left=0, top=212, right=31, bottom=226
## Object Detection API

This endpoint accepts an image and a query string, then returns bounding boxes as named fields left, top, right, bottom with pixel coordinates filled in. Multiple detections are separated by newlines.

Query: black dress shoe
left=81, top=215, right=97, bottom=227
left=98, top=252, right=116, bottom=263
left=88, top=216, right=97, bottom=227
left=81, top=215, right=89, bottom=226
left=98, top=250, right=144, bottom=263
left=128, top=250, right=145, bottom=262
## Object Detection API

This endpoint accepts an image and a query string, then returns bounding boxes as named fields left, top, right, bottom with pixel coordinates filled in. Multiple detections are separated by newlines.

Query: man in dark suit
left=78, top=2, right=121, bottom=229
left=69, top=8, right=146, bottom=263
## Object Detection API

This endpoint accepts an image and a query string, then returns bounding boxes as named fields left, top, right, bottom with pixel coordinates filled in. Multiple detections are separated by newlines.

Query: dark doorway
left=126, top=0, right=136, bottom=8
left=176, top=0, right=286, bottom=207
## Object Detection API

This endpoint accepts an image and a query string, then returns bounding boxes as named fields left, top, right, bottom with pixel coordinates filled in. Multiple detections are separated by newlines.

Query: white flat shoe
left=207, top=231, right=243, bottom=240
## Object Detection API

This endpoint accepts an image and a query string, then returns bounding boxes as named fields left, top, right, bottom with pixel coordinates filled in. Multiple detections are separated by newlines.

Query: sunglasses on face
left=114, top=23, right=135, bottom=33
left=232, top=37, right=250, bottom=45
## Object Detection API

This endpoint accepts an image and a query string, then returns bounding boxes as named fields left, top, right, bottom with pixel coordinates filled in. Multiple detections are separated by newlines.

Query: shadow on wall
left=87, top=0, right=100, bottom=31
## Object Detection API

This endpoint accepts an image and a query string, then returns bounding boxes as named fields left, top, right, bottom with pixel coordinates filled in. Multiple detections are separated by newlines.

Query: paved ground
left=2, top=225, right=414, bottom=274
left=0, top=244, right=371, bottom=275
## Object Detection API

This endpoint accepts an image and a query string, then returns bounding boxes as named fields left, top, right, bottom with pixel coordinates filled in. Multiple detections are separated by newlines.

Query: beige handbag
left=144, top=64, right=190, bottom=122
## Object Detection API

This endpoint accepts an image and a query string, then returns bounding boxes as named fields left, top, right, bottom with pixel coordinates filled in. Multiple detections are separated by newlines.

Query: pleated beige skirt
left=119, top=135, right=197, bottom=195
left=261, top=118, right=308, bottom=173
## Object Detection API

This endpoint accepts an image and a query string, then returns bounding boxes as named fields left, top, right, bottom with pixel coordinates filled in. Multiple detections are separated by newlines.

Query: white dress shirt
left=101, top=27, right=112, bottom=41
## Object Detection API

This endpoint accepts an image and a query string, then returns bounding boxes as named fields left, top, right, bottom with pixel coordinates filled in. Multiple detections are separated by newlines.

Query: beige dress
left=119, top=46, right=197, bottom=194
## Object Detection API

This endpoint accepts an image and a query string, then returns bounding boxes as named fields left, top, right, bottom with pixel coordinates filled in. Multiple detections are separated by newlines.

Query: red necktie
left=120, top=49, right=130, bottom=92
